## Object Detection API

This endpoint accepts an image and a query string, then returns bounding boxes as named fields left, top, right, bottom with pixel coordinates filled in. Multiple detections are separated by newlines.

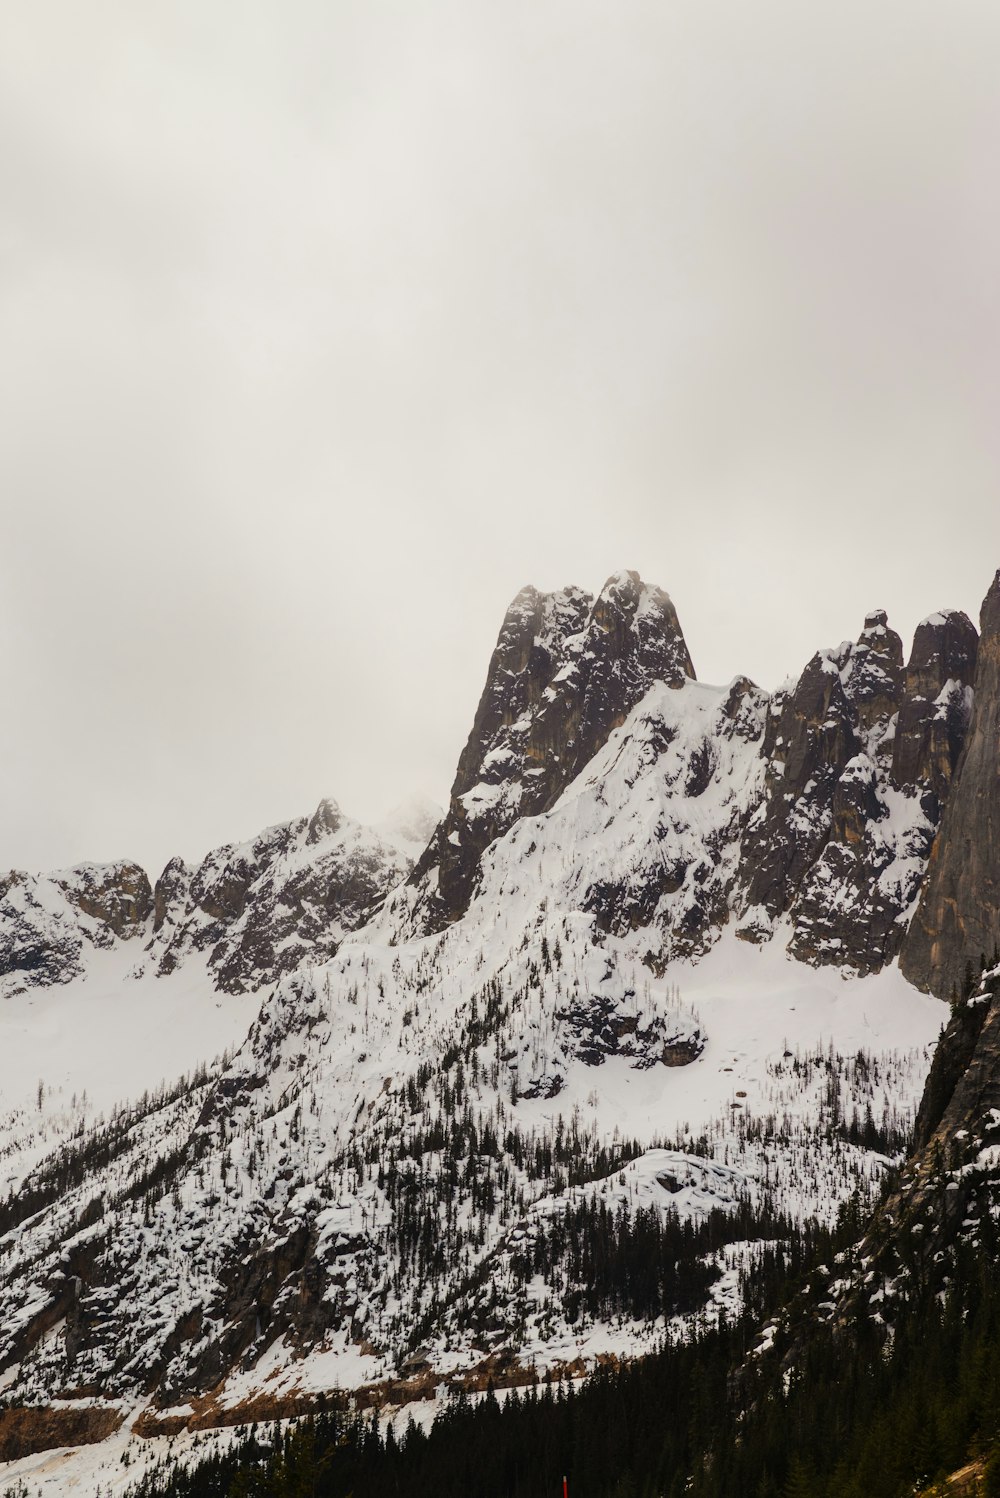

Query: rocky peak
left=891, top=607, right=978, bottom=801
left=148, top=804, right=417, bottom=994
left=408, top=571, right=695, bottom=932
left=901, top=572, right=1000, bottom=998
left=736, top=606, right=946, bottom=974
left=306, top=797, right=342, bottom=845
left=57, top=860, right=153, bottom=939
left=0, top=801, right=423, bottom=998
left=151, top=856, right=194, bottom=952
left=737, top=638, right=864, bottom=943
left=840, top=609, right=904, bottom=739
left=532, top=571, right=694, bottom=789
left=447, top=583, right=593, bottom=802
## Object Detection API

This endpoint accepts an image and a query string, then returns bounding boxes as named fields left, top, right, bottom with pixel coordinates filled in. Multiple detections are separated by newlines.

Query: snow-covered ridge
left=0, top=568, right=986, bottom=1459
left=0, top=672, right=946, bottom=1423
left=0, top=796, right=440, bottom=1002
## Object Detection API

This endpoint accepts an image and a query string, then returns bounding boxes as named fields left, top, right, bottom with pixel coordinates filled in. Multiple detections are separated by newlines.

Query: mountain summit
left=0, top=566, right=997, bottom=1469
left=407, top=571, right=694, bottom=932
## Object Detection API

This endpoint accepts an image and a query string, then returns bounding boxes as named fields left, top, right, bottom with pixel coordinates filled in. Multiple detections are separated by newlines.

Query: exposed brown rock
left=0, top=1404, right=123, bottom=1461
left=62, top=861, right=153, bottom=937
left=136, top=1351, right=607, bottom=1438
left=0, top=861, right=152, bottom=992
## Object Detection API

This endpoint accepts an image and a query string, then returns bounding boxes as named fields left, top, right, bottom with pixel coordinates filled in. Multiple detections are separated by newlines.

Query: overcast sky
left=2, top=1, right=998, bottom=877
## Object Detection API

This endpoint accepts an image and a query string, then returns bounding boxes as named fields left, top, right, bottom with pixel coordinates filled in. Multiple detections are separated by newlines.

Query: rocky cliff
left=736, top=605, right=979, bottom=975
left=147, top=796, right=436, bottom=993
left=0, top=798, right=437, bottom=999
left=407, top=570, right=694, bottom=932
left=5, top=572, right=989, bottom=1002
left=901, top=570, right=1000, bottom=999
left=0, top=861, right=152, bottom=996
left=0, top=564, right=996, bottom=1448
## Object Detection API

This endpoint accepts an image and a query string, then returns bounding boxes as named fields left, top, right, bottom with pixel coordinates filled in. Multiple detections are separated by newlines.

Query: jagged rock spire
left=409, top=571, right=695, bottom=931
left=891, top=608, right=978, bottom=803
left=901, top=570, right=1000, bottom=998
left=736, top=599, right=980, bottom=977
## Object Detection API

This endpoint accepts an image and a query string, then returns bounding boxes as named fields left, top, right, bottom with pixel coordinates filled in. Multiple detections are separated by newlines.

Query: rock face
left=891, top=609, right=978, bottom=804
left=0, top=862, right=152, bottom=995
left=408, top=571, right=695, bottom=932
left=736, top=607, right=979, bottom=976
left=5, top=574, right=986, bottom=1004
left=391, top=581, right=983, bottom=980
left=147, top=799, right=422, bottom=993
left=901, top=572, right=1000, bottom=999
left=0, top=802, right=434, bottom=998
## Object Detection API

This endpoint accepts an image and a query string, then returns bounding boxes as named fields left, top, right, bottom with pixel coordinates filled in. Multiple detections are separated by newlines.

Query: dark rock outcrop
left=0, top=802, right=429, bottom=998
left=737, top=615, right=901, bottom=971
left=409, top=571, right=695, bottom=932
left=553, top=995, right=704, bottom=1073
left=738, top=645, right=863, bottom=937
left=148, top=800, right=422, bottom=993
left=901, top=572, right=1000, bottom=999
left=0, top=861, right=152, bottom=994
left=842, top=609, right=904, bottom=733
left=736, top=603, right=981, bottom=976
left=891, top=608, right=978, bottom=804
left=64, top=861, right=153, bottom=937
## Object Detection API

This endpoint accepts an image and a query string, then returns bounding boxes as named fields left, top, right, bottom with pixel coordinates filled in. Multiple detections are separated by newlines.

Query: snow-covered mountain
left=0, top=795, right=439, bottom=1001
left=1, top=566, right=998, bottom=1474
left=753, top=570, right=1000, bottom=1374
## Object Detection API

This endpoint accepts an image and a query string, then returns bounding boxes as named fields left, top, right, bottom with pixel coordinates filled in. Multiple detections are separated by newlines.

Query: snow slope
left=0, top=678, right=947, bottom=1436
left=0, top=948, right=254, bottom=1198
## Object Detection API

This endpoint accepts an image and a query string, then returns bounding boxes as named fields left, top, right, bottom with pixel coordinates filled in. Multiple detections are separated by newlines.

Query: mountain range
left=1, top=566, right=998, bottom=1493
